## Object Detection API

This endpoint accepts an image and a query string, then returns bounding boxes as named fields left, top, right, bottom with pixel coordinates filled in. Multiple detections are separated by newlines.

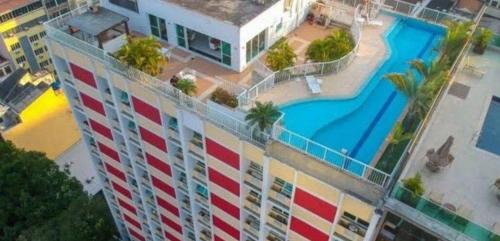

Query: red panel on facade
left=104, top=163, right=126, bottom=182
left=213, top=235, right=224, bottom=241
left=205, top=138, right=239, bottom=170
left=151, top=176, right=176, bottom=198
left=212, top=215, right=239, bottom=240
left=164, top=231, right=181, bottom=241
left=293, top=188, right=337, bottom=222
left=97, top=142, right=120, bottom=162
left=160, top=214, right=183, bottom=234
left=146, top=153, right=172, bottom=177
left=89, top=119, right=113, bottom=140
left=208, top=167, right=239, bottom=196
left=80, top=92, right=106, bottom=116
left=131, top=96, right=162, bottom=125
left=128, top=228, right=145, bottom=241
left=290, top=216, right=329, bottom=241
left=117, top=198, right=137, bottom=215
left=210, top=193, right=239, bottom=219
left=139, top=126, right=167, bottom=152
left=111, top=181, right=132, bottom=199
left=69, top=63, right=97, bottom=88
left=123, top=213, right=141, bottom=230
left=156, top=196, right=180, bottom=217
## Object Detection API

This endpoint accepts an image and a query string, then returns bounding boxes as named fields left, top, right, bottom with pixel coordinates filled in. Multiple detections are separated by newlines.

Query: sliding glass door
left=148, top=14, right=167, bottom=41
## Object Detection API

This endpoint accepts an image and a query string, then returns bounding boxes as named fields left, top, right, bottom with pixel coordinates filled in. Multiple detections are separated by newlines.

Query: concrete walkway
left=256, top=14, right=395, bottom=105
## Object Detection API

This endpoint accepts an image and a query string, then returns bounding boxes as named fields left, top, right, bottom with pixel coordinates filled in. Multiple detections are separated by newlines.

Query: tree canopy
left=0, top=140, right=116, bottom=241
left=306, top=29, right=354, bottom=62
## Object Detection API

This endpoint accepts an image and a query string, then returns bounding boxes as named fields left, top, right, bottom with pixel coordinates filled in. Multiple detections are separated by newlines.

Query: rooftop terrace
left=394, top=48, right=500, bottom=240
left=163, top=0, right=279, bottom=26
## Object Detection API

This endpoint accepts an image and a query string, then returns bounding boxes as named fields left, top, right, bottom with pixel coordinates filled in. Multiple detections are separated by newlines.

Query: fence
left=45, top=6, right=271, bottom=147
left=382, top=0, right=470, bottom=24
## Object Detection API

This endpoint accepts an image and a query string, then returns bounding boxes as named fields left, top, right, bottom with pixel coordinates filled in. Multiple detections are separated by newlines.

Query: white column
left=363, top=212, right=383, bottom=241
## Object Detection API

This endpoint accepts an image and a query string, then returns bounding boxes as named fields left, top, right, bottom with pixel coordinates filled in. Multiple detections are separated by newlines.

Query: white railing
left=273, top=125, right=390, bottom=187
left=382, top=0, right=470, bottom=24
left=238, top=4, right=363, bottom=106
left=44, top=6, right=271, bottom=147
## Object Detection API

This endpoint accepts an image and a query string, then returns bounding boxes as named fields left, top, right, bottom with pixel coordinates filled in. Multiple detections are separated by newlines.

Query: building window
left=337, top=212, right=369, bottom=238
left=0, top=1, right=44, bottom=24
left=148, top=14, right=167, bottom=41
left=276, top=19, right=283, bottom=32
left=34, top=48, right=44, bottom=55
left=39, top=31, right=46, bottom=38
left=0, top=69, right=4, bottom=77
left=221, top=41, right=231, bottom=66
left=176, top=25, right=186, bottom=48
left=29, top=35, right=39, bottom=42
left=39, top=60, right=50, bottom=68
left=245, top=29, right=266, bottom=63
left=109, top=0, right=138, bottom=12
left=16, top=56, right=26, bottom=64
left=4, top=66, right=12, bottom=74
left=10, top=43, right=21, bottom=51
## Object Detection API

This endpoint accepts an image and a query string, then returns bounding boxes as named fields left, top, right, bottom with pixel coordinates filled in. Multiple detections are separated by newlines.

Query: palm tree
left=116, top=37, right=167, bottom=76
left=409, top=59, right=448, bottom=96
left=245, top=101, right=281, bottom=132
left=439, top=21, right=472, bottom=65
left=175, top=79, right=197, bottom=96
left=385, top=72, right=430, bottom=130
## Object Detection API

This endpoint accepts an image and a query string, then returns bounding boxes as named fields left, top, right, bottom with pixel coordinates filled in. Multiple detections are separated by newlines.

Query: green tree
left=245, top=101, right=281, bottom=131
left=385, top=72, right=430, bottom=130
left=402, top=172, right=425, bottom=197
left=116, top=37, right=167, bottom=76
left=409, top=59, right=448, bottom=96
left=18, top=195, right=116, bottom=241
left=175, top=79, right=197, bottom=96
left=439, top=21, right=472, bottom=65
left=473, top=27, right=493, bottom=55
left=265, top=41, right=297, bottom=71
left=306, top=29, right=354, bottom=62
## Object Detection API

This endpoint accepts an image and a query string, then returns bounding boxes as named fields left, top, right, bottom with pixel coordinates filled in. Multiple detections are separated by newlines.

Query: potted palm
left=116, top=37, right=167, bottom=76
left=400, top=173, right=425, bottom=207
left=245, top=101, right=281, bottom=132
left=175, top=79, right=197, bottom=96
left=473, top=28, right=493, bottom=55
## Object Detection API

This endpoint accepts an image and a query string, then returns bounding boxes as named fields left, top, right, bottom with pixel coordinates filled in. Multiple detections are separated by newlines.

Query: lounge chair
left=367, top=20, right=383, bottom=26
left=305, top=75, right=321, bottom=94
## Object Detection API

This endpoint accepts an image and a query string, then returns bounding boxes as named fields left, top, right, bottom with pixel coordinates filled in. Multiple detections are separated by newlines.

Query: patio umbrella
left=426, top=136, right=455, bottom=168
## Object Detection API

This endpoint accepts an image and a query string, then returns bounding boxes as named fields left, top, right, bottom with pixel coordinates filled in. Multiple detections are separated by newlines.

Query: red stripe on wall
left=160, top=214, right=183, bottom=234
left=80, top=92, right=106, bottom=116
left=212, top=215, right=239, bottom=240
left=156, top=196, right=179, bottom=217
left=214, top=235, right=224, bottom=241
left=139, top=126, right=167, bottom=152
left=164, top=231, right=181, bottom=241
left=128, top=228, right=145, bottom=241
left=97, top=142, right=120, bottom=162
left=210, top=193, right=239, bottom=219
left=111, top=181, right=132, bottom=199
left=208, top=167, right=239, bottom=196
left=131, top=96, right=162, bottom=125
left=151, top=176, right=176, bottom=198
left=290, top=216, right=329, bottom=241
left=146, top=153, right=172, bottom=177
left=104, top=163, right=126, bottom=182
left=69, top=63, right=97, bottom=88
left=293, top=188, right=337, bottom=222
left=89, top=119, right=113, bottom=140
left=117, top=198, right=137, bottom=215
left=123, top=213, right=141, bottom=230
left=205, top=138, right=239, bottom=170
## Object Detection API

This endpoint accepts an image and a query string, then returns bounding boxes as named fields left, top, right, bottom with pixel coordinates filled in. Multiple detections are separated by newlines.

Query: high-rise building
left=44, top=1, right=392, bottom=241
left=0, top=0, right=85, bottom=73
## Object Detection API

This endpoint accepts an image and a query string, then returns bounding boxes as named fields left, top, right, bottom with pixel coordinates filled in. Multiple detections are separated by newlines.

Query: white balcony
left=268, top=189, right=291, bottom=208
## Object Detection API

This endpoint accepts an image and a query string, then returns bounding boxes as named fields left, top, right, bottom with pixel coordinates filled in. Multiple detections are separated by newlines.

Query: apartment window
left=10, top=42, right=21, bottom=51
left=0, top=69, right=4, bottom=77
left=337, top=212, right=369, bottom=237
left=40, top=60, right=50, bottom=68
left=39, top=31, right=46, bottom=38
left=29, top=35, right=40, bottom=42
left=4, top=66, right=12, bottom=74
left=148, top=14, right=167, bottom=41
left=34, top=48, right=44, bottom=55
left=176, top=25, right=186, bottom=48
left=0, top=1, right=43, bottom=24
left=109, top=0, right=139, bottom=12
left=16, top=56, right=26, bottom=64
left=246, top=29, right=266, bottom=63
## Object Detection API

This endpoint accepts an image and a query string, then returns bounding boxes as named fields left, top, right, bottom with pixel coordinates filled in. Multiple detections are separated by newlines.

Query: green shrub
left=306, top=29, right=354, bottom=62
left=473, top=27, right=493, bottom=54
left=210, top=87, right=238, bottom=108
left=266, top=41, right=297, bottom=71
left=402, top=172, right=425, bottom=197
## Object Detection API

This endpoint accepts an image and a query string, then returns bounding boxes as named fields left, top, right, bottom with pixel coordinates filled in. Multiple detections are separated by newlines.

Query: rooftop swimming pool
left=476, top=96, right=500, bottom=156
left=280, top=16, right=445, bottom=174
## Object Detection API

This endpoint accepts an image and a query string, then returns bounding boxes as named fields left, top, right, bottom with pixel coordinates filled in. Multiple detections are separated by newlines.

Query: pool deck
left=255, top=14, right=395, bottom=105
left=401, top=48, right=500, bottom=230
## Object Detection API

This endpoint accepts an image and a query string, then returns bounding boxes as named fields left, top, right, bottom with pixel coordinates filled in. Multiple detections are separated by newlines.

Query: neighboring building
left=0, top=0, right=85, bottom=74
left=0, top=54, right=14, bottom=81
left=0, top=67, right=52, bottom=130
left=44, top=2, right=388, bottom=241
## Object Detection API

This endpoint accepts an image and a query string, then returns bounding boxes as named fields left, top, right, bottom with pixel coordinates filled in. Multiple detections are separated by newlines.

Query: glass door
left=176, top=25, right=186, bottom=48
left=149, top=14, right=168, bottom=41
left=221, top=41, right=231, bottom=66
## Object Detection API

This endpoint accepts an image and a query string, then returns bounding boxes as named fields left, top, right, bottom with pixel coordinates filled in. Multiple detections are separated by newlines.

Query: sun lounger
left=305, top=75, right=321, bottom=94
left=367, top=20, right=383, bottom=26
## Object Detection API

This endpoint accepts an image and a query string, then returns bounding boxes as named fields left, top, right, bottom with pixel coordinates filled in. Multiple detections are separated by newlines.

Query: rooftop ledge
left=44, top=4, right=393, bottom=189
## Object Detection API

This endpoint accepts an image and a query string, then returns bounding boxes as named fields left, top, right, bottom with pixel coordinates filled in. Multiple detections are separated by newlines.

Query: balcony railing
left=268, top=188, right=291, bottom=208
left=390, top=183, right=499, bottom=241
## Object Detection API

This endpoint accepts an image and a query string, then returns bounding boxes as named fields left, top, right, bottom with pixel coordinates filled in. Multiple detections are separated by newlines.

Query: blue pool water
left=280, top=17, right=444, bottom=173
left=476, top=96, right=500, bottom=156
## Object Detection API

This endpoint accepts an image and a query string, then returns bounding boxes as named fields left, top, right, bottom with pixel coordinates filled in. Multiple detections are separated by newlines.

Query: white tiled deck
left=402, top=48, right=500, bottom=229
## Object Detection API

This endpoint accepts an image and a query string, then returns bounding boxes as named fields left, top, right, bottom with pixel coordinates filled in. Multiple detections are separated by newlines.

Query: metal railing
left=44, top=6, right=271, bottom=147
left=382, top=0, right=470, bottom=24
